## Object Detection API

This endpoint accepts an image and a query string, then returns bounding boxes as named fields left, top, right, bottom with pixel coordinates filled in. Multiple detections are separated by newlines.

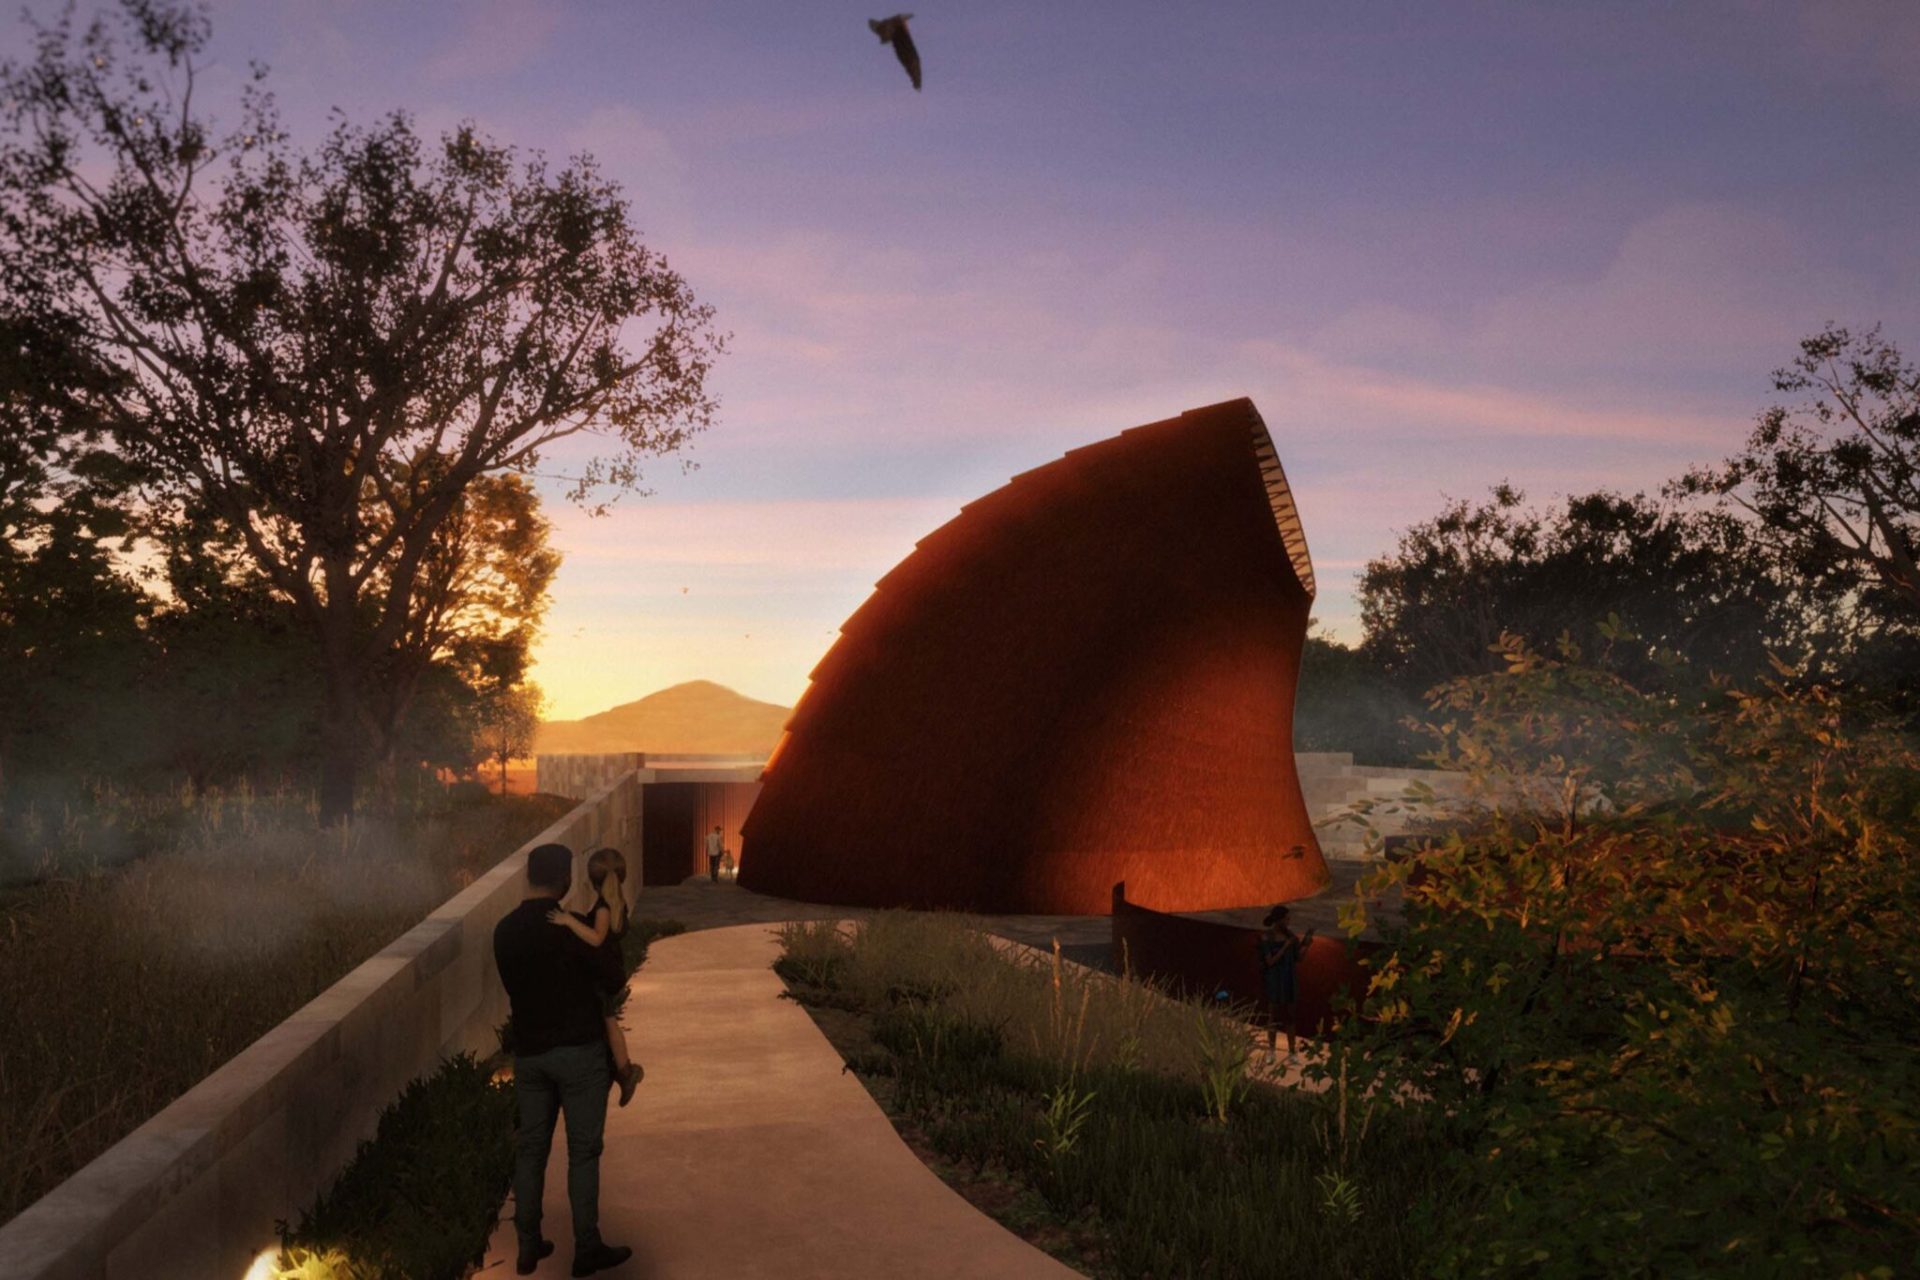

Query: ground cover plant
left=774, top=914, right=1458, bottom=1279
left=273, top=1053, right=516, bottom=1280
left=1328, top=632, right=1920, bottom=1277
left=268, top=916, right=687, bottom=1280
left=0, top=786, right=572, bottom=1226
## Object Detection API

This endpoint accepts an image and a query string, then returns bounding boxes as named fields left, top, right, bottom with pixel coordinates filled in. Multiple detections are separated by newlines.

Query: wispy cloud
left=542, top=496, right=961, bottom=572
left=422, top=0, right=560, bottom=83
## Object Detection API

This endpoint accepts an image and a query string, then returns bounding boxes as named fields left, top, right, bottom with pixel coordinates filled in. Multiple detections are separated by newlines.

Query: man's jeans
left=513, top=1041, right=611, bottom=1253
left=709, top=853, right=721, bottom=882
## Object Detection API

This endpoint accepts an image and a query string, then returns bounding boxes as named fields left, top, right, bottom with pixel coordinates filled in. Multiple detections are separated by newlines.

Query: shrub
left=772, top=918, right=853, bottom=989
left=1329, top=633, right=1920, bottom=1275
left=273, top=1053, right=515, bottom=1280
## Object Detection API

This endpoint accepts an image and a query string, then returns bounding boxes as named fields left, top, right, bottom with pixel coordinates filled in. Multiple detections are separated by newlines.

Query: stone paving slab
left=477, top=923, right=1082, bottom=1280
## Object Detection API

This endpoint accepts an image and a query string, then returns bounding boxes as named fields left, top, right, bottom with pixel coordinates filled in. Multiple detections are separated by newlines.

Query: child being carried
left=547, top=847, right=646, bottom=1106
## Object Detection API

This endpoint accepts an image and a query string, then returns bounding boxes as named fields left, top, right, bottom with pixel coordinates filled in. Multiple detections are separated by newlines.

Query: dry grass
left=775, top=912, right=1457, bottom=1278
left=0, top=787, right=571, bottom=1227
left=777, top=912, right=1254, bottom=1087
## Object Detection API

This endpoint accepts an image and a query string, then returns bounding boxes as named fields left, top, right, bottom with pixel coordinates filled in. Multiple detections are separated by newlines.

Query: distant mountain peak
left=536, top=680, right=791, bottom=756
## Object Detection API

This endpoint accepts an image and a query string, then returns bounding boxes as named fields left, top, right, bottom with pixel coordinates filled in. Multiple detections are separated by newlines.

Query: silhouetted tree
left=0, top=451, right=151, bottom=789
left=361, top=468, right=559, bottom=779
left=141, top=517, right=324, bottom=790
left=1678, top=325, right=1920, bottom=619
left=0, top=1, right=724, bottom=819
left=0, top=311, right=150, bottom=788
left=1359, top=486, right=1801, bottom=695
left=472, top=684, right=544, bottom=796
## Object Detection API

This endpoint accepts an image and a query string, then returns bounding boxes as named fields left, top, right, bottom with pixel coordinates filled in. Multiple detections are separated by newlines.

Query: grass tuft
left=777, top=911, right=1461, bottom=1277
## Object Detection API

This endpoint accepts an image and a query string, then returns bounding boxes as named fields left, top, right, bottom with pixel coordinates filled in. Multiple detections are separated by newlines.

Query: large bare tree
left=0, top=1, right=725, bottom=818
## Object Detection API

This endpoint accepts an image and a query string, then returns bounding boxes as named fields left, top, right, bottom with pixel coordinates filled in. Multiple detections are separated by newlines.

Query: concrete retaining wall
left=0, top=774, right=644, bottom=1280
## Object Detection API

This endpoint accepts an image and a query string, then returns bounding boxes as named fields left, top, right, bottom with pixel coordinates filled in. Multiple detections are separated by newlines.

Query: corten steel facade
left=739, top=398, right=1328, bottom=914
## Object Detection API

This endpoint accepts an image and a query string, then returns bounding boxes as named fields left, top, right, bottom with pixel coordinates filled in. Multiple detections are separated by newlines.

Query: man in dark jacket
left=493, top=842, right=633, bottom=1277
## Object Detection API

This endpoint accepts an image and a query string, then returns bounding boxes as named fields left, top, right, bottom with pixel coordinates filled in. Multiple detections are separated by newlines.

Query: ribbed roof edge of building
left=1238, top=399, right=1316, bottom=600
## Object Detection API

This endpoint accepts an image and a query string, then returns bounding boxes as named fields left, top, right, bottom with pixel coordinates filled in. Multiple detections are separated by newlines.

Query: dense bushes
left=1328, top=634, right=1920, bottom=1276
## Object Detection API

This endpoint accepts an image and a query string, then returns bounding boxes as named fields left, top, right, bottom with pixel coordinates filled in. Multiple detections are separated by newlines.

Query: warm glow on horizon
left=191, top=0, right=1917, bottom=724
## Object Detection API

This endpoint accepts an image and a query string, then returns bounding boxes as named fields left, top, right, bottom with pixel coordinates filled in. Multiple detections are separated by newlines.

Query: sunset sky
left=149, top=1, right=1920, bottom=717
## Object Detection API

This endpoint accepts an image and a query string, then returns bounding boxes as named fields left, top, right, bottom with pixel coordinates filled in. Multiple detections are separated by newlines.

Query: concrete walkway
left=625, top=863, right=1389, bottom=965
left=626, top=877, right=1120, bottom=968
left=478, top=923, right=1082, bottom=1280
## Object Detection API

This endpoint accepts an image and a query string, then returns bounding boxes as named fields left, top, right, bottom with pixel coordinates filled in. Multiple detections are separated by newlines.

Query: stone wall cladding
left=537, top=753, right=646, bottom=803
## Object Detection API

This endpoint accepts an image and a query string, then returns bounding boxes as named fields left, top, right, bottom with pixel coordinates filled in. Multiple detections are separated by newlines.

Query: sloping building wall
left=739, top=398, right=1329, bottom=914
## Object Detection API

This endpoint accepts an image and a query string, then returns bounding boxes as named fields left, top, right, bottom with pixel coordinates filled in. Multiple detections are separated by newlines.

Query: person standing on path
left=493, top=842, right=634, bottom=1277
left=1259, top=904, right=1316, bottom=1057
left=705, top=824, right=725, bottom=882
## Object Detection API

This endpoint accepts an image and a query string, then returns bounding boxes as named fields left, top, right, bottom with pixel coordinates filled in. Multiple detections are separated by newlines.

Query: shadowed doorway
left=642, top=783, right=700, bottom=887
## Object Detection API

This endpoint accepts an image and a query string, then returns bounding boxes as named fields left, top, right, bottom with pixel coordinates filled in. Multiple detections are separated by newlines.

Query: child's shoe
left=616, top=1061, right=644, bottom=1107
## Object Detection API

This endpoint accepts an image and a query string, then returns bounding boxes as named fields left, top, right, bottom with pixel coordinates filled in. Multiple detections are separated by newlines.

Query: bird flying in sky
left=869, top=14, right=921, bottom=91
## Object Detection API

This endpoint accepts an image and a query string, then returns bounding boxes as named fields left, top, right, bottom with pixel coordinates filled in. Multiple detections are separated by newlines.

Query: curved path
left=479, top=922, right=1082, bottom=1279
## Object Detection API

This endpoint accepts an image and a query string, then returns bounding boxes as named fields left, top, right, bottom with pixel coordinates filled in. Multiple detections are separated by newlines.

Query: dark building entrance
left=642, top=783, right=701, bottom=887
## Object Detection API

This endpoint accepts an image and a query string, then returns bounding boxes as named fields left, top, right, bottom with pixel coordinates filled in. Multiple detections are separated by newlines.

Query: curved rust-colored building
left=739, top=398, right=1328, bottom=914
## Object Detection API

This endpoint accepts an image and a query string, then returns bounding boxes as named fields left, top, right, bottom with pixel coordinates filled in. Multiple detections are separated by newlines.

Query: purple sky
left=41, top=1, right=1920, bottom=716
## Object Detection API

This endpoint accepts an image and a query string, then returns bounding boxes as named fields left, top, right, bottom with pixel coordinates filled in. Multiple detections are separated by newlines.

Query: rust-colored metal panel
left=1109, top=883, right=1378, bottom=1036
left=740, top=399, right=1329, bottom=913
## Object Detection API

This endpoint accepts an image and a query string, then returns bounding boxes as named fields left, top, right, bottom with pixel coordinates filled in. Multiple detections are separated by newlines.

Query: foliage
left=1035, top=1077, right=1097, bottom=1162
left=1678, top=325, right=1920, bottom=729
left=471, top=681, right=545, bottom=796
left=0, top=786, right=569, bottom=1225
left=0, top=428, right=150, bottom=788
left=1192, top=1004, right=1254, bottom=1126
left=776, top=913, right=1461, bottom=1277
left=1327, top=633, right=1920, bottom=1277
left=1358, top=485, right=1802, bottom=695
left=0, top=0, right=724, bottom=817
left=1, top=350, right=558, bottom=802
left=771, top=918, right=853, bottom=989
left=273, top=1054, right=515, bottom=1280
left=1293, top=624, right=1426, bottom=764
left=1679, top=324, right=1920, bottom=618
left=364, top=469, right=560, bottom=771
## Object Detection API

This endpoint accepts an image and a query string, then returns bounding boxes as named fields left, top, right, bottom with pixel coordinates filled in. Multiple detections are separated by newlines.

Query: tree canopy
left=0, top=0, right=724, bottom=816
left=1679, top=325, right=1920, bottom=619
left=1356, top=485, right=1798, bottom=695
left=1323, top=634, right=1920, bottom=1273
